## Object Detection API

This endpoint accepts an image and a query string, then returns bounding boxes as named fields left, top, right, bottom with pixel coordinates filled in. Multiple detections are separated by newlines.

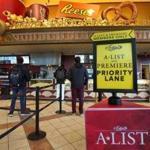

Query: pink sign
left=85, top=100, right=150, bottom=150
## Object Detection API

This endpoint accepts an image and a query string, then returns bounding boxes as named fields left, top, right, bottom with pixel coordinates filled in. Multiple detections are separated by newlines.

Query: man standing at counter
left=68, top=57, right=88, bottom=115
left=54, top=64, right=67, bottom=101
left=8, top=56, right=30, bottom=117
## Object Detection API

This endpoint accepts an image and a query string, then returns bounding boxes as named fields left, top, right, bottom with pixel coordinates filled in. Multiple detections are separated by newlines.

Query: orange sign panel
left=56, top=1, right=100, bottom=19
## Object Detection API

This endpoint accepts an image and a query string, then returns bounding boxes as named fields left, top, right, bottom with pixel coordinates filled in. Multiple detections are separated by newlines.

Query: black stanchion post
left=59, top=83, right=62, bottom=113
left=108, top=92, right=121, bottom=105
left=35, top=86, right=40, bottom=135
left=98, top=92, right=102, bottom=102
left=28, top=87, right=46, bottom=140
left=56, top=84, right=66, bottom=114
left=26, top=86, right=31, bottom=112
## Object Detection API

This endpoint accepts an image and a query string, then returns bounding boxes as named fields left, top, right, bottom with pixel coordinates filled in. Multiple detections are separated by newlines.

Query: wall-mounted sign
left=91, top=30, right=135, bottom=41
left=0, top=0, right=25, bottom=21
left=56, top=1, right=100, bottom=19
left=93, top=30, right=137, bottom=92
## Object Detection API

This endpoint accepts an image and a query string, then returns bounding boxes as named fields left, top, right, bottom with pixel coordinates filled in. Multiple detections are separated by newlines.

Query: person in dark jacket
left=68, top=57, right=88, bottom=115
left=54, top=64, right=67, bottom=100
left=8, top=56, right=31, bottom=117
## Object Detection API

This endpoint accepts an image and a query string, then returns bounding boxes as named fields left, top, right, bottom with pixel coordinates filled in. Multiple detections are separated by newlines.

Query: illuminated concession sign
left=92, top=30, right=137, bottom=92
left=57, top=1, right=100, bottom=19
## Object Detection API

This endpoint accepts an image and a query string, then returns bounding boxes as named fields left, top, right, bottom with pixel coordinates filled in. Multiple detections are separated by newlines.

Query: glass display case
left=0, top=67, right=10, bottom=99
left=0, top=55, right=30, bottom=64
left=138, top=79, right=150, bottom=92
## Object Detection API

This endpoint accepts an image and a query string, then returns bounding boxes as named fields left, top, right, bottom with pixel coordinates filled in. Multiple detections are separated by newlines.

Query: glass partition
left=0, top=55, right=30, bottom=64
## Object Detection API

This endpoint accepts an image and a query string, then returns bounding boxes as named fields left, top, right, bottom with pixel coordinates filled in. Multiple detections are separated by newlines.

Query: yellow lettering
left=60, top=4, right=90, bottom=17
left=60, top=4, right=72, bottom=14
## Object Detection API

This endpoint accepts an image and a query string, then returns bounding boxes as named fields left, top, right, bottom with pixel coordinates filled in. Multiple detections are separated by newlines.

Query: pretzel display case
left=25, top=78, right=150, bottom=101
left=0, top=70, right=10, bottom=99
left=0, top=63, right=41, bottom=99
left=85, top=79, right=150, bottom=101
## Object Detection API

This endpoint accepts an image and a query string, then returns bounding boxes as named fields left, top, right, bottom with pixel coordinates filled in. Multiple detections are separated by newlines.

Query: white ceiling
left=0, top=42, right=149, bottom=55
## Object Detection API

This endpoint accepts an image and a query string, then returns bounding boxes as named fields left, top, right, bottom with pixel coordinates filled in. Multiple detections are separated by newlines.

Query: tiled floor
left=0, top=99, right=95, bottom=150
left=0, top=99, right=149, bottom=150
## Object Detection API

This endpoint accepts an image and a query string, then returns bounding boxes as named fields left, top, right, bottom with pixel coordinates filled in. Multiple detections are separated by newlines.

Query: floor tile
left=72, top=139, right=86, bottom=150
left=48, top=135, right=68, bottom=149
left=0, top=142, right=8, bottom=150
left=1, top=99, right=148, bottom=150
left=9, top=139, right=30, bottom=150
left=57, top=126, right=72, bottom=135
left=56, top=144, right=75, bottom=150
left=63, top=131, right=82, bottom=143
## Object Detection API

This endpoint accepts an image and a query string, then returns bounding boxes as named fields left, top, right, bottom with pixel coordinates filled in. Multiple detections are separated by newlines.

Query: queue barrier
left=55, top=83, right=66, bottom=114
left=0, top=84, right=57, bottom=140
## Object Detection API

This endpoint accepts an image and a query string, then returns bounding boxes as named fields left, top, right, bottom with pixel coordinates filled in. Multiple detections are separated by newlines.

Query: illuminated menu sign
left=56, top=1, right=100, bottom=19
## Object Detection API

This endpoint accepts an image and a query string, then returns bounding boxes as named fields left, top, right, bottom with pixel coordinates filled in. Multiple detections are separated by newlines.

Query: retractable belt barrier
left=0, top=84, right=57, bottom=111
left=0, top=84, right=57, bottom=140
left=55, top=83, right=66, bottom=114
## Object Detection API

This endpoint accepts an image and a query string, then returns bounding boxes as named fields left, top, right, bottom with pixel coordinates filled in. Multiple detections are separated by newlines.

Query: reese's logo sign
left=57, top=1, right=100, bottom=19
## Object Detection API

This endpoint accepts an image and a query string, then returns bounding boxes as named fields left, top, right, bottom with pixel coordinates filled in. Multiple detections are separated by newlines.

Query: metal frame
left=93, top=38, right=137, bottom=93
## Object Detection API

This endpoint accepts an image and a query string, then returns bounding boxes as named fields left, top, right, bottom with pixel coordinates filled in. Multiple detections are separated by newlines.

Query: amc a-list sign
left=96, top=43, right=133, bottom=90
left=85, top=101, right=150, bottom=150
left=92, top=30, right=137, bottom=92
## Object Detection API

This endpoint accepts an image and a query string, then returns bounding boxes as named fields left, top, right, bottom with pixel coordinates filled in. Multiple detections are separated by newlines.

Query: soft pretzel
left=117, top=1, right=137, bottom=23
left=101, top=7, right=120, bottom=21
left=101, top=1, right=138, bottom=24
